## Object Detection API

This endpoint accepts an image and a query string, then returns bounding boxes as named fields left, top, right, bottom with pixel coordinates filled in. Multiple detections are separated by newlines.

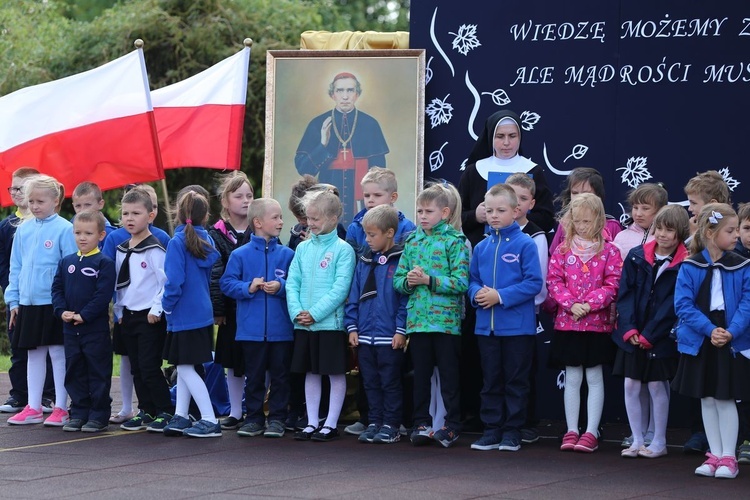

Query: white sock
left=639, top=384, right=651, bottom=437
left=564, top=366, right=583, bottom=433
left=646, top=380, right=669, bottom=451
left=322, top=374, right=346, bottom=433
left=119, top=356, right=134, bottom=415
left=175, top=370, right=190, bottom=418
left=624, top=377, right=644, bottom=448
left=584, top=365, right=604, bottom=436
left=226, top=368, right=245, bottom=419
left=716, top=398, right=739, bottom=459
left=48, top=345, right=67, bottom=410
left=702, top=397, right=722, bottom=456
left=177, top=365, right=216, bottom=423
left=27, top=347, right=48, bottom=410
left=305, top=373, right=322, bottom=428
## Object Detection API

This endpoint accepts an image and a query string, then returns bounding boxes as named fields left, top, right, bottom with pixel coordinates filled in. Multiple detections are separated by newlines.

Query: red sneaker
left=574, top=432, right=599, bottom=452
left=560, top=431, right=579, bottom=451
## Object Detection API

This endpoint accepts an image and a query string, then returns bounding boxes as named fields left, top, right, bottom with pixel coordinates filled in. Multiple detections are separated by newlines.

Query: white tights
left=28, top=346, right=66, bottom=410
left=226, top=368, right=245, bottom=420
left=624, top=378, right=670, bottom=450
left=564, top=365, right=604, bottom=435
left=305, top=373, right=346, bottom=434
left=175, top=365, right=216, bottom=423
left=702, top=397, right=739, bottom=459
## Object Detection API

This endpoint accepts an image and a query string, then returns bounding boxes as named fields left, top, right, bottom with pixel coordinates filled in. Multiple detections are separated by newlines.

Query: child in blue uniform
left=221, top=198, right=295, bottom=438
left=345, top=205, right=408, bottom=444
left=52, top=211, right=116, bottom=432
left=468, top=184, right=542, bottom=452
left=160, top=190, right=221, bottom=438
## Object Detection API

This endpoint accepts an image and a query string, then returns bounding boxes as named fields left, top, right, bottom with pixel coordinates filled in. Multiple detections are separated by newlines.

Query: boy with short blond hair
left=468, top=183, right=542, bottom=452
left=345, top=205, right=408, bottom=444
left=346, top=167, right=416, bottom=258
left=220, top=198, right=295, bottom=438
left=684, top=170, right=730, bottom=236
left=72, top=181, right=116, bottom=244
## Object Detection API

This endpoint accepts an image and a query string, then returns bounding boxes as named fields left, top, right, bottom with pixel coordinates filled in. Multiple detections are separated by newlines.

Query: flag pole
left=159, top=178, right=174, bottom=236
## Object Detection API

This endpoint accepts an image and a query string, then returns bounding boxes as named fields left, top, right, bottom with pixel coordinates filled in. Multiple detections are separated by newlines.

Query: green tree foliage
left=0, top=0, right=409, bottom=224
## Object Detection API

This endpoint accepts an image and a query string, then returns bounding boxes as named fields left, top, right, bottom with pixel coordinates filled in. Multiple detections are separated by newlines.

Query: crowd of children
left=2, top=112, right=750, bottom=479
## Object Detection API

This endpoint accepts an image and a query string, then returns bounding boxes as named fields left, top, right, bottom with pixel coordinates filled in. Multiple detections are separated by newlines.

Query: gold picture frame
left=263, top=49, right=425, bottom=229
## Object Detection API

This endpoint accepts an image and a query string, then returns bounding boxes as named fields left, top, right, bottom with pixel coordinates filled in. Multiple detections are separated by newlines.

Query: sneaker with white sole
left=163, top=415, right=192, bottom=436
left=41, top=398, right=54, bottom=414
left=264, top=420, right=285, bottom=438
left=184, top=419, right=222, bottom=438
left=695, top=452, right=720, bottom=477
left=358, top=424, right=380, bottom=443
left=471, top=434, right=501, bottom=451
left=0, top=397, right=25, bottom=413
left=8, top=405, right=44, bottom=425
left=372, top=425, right=401, bottom=444
left=410, top=424, right=433, bottom=446
left=120, top=410, right=154, bottom=431
left=715, top=456, right=739, bottom=479
left=43, top=407, right=70, bottom=427
left=433, top=426, right=459, bottom=448
left=498, top=436, right=521, bottom=452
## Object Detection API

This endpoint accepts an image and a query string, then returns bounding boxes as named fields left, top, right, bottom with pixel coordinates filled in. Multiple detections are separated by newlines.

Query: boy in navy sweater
left=468, top=184, right=542, bottom=452
left=51, top=211, right=116, bottom=432
left=345, top=205, right=408, bottom=444
left=220, top=198, right=295, bottom=438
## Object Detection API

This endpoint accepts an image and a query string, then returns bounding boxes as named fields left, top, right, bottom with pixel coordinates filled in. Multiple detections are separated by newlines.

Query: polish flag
left=151, top=45, right=250, bottom=170
left=0, top=49, right=163, bottom=206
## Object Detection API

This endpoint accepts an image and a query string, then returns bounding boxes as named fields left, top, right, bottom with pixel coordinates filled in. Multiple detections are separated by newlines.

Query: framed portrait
left=263, top=49, right=425, bottom=230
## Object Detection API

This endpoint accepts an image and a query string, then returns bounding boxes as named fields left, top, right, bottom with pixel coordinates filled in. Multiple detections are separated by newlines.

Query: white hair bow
left=708, top=211, right=723, bottom=225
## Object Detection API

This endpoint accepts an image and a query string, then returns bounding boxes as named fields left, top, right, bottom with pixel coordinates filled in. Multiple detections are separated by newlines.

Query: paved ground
left=0, top=372, right=747, bottom=499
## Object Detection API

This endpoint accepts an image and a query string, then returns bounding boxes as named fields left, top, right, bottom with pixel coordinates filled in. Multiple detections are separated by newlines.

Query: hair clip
left=708, top=211, right=723, bottom=225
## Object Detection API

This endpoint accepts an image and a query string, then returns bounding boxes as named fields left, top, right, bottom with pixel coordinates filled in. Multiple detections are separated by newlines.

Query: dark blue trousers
left=358, top=343, right=404, bottom=427
left=120, top=310, right=172, bottom=416
left=410, top=333, right=462, bottom=430
left=64, top=331, right=113, bottom=422
left=241, top=340, right=293, bottom=424
left=477, top=334, right=535, bottom=440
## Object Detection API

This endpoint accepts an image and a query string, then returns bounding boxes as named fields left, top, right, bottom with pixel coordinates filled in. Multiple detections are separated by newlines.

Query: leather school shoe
left=311, top=426, right=339, bottom=441
left=294, top=425, right=318, bottom=441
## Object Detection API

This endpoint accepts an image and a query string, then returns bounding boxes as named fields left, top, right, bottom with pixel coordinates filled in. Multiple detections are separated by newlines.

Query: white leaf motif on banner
left=616, top=157, right=651, bottom=188
left=536, top=322, right=544, bottom=334
left=618, top=203, right=631, bottom=226
left=481, top=89, right=511, bottom=106
left=465, top=71, right=480, bottom=140
left=449, top=24, right=481, bottom=56
left=429, top=142, right=449, bottom=172
left=557, top=370, right=566, bottom=390
left=430, top=7, right=455, bottom=77
left=460, top=158, right=467, bottom=171
left=425, top=56, right=434, bottom=85
left=426, top=94, right=453, bottom=128
left=542, top=143, right=574, bottom=176
left=719, top=167, right=740, bottom=191
left=520, top=110, right=540, bottom=131
left=563, top=144, right=589, bottom=163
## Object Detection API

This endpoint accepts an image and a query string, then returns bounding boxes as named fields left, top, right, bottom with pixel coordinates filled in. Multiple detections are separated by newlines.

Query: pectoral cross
left=341, top=145, right=348, bottom=160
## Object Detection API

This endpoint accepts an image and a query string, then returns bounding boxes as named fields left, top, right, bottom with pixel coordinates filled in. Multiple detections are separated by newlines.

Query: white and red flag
left=0, top=49, right=163, bottom=206
left=151, top=45, right=250, bottom=170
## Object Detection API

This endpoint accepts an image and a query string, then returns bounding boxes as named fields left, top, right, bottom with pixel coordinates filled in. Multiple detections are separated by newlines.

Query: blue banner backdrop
left=410, top=0, right=750, bottom=425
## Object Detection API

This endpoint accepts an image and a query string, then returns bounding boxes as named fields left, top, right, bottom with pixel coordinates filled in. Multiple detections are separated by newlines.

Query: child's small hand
left=570, top=303, right=588, bottom=320
left=250, top=277, right=265, bottom=293
left=296, top=311, right=314, bottom=326
left=147, top=313, right=161, bottom=324
left=628, top=333, right=640, bottom=346
left=61, top=311, right=75, bottom=323
left=475, top=285, right=500, bottom=309
left=262, top=280, right=281, bottom=295
left=475, top=202, right=487, bottom=224
left=711, top=327, right=732, bottom=347
left=72, top=313, right=84, bottom=325
left=407, top=266, right=428, bottom=287
left=392, top=333, right=406, bottom=350
left=214, top=316, right=226, bottom=326
left=349, top=331, right=359, bottom=347
left=8, top=308, right=17, bottom=329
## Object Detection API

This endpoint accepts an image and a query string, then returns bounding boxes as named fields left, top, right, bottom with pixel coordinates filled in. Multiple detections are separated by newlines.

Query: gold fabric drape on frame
left=300, top=31, right=409, bottom=50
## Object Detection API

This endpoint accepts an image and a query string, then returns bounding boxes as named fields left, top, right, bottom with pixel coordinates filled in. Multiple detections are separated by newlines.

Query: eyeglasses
left=7, top=187, right=23, bottom=195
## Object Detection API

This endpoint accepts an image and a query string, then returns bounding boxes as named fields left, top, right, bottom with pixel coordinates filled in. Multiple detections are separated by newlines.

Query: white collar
left=475, top=154, right=536, bottom=180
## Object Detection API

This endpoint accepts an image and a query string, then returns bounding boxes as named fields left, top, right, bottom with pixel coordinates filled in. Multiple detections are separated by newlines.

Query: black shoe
left=41, top=398, right=54, bottom=414
left=294, top=425, right=317, bottom=441
left=0, top=397, right=25, bottom=413
left=220, top=416, right=242, bottom=430
left=311, top=426, right=339, bottom=441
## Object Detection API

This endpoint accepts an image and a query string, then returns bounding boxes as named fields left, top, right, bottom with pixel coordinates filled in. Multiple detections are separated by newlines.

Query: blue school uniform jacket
left=613, top=241, right=687, bottom=358
left=673, top=248, right=750, bottom=356
left=220, top=234, right=295, bottom=342
left=345, top=208, right=416, bottom=257
left=344, top=246, right=408, bottom=344
left=51, top=251, right=116, bottom=334
left=162, top=225, right=219, bottom=332
left=4, top=214, right=77, bottom=310
left=468, top=222, right=542, bottom=336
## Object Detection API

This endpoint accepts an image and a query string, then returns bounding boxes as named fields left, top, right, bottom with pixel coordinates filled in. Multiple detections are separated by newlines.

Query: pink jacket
left=613, top=223, right=654, bottom=260
left=546, top=241, right=623, bottom=333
